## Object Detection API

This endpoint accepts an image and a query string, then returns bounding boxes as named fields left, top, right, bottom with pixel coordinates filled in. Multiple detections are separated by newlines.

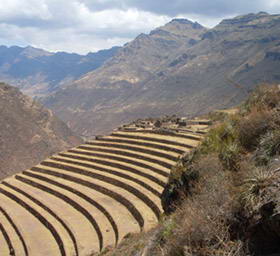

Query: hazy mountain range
left=41, top=12, right=280, bottom=137
left=2, top=12, right=280, bottom=137
left=0, top=45, right=120, bottom=97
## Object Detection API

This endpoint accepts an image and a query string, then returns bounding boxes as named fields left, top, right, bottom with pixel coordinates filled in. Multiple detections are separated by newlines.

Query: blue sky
left=0, top=0, right=280, bottom=54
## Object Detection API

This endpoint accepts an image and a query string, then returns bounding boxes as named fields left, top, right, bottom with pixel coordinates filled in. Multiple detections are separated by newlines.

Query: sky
left=0, top=0, right=280, bottom=54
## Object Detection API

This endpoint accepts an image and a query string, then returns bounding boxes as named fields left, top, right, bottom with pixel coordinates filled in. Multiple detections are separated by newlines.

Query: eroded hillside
left=0, top=83, right=82, bottom=180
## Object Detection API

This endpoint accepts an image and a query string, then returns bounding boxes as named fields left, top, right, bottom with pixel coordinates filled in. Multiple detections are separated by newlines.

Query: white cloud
left=0, top=0, right=279, bottom=53
left=0, top=1, right=172, bottom=54
left=0, top=0, right=52, bottom=21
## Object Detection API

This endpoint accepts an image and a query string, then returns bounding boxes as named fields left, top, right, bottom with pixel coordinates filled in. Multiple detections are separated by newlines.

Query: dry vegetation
left=96, top=84, right=280, bottom=256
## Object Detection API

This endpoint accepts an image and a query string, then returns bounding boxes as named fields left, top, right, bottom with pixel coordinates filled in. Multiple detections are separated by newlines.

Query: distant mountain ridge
left=43, top=12, right=280, bottom=137
left=0, top=45, right=120, bottom=97
left=0, top=83, right=82, bottom=180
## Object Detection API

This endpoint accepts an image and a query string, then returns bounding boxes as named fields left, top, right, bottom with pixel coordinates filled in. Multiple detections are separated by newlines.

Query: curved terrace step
left=78, top=143, right=176, bottom=165
left=0, top=185, right=65, bottom=256
left=56, top=150, right=168, bottom=184
left=0, top=120, right=210, bottom=255
left=110, top=131, right=202, bottom=146
left=0, top=221, right=13, bottom=256
left=64, top=148, right=171, bottom=174
left=0, top=204, right=28, bottom=256
left=84, top=141, right=181, bottom=160
left=29, top=163, right=161, bottom=224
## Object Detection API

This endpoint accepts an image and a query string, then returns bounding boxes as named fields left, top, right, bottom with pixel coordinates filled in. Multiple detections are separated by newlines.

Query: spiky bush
left=240, top=167, right=276, bottom=213
left=200, top=115, right=241, bottom=170
left=254, top=130, right=280, bottom=166
left=219, top=142, right=241, bottom=171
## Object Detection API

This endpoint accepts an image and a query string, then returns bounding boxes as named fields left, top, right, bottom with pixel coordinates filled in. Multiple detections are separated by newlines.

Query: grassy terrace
left=57, top=150, right=168, bottom=184
left=70, top=146, right=174, bottom=169
left=49, top=155, right=164, bottom=196
left=79, top=143, right=177, bottom=163
left=0, top=121, right=208, bottom=255
left=67, top=147, right=172, bottom=173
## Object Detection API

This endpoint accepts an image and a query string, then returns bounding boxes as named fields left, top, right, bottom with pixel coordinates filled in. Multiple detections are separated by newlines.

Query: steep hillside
left=0, top=83, right=82, bottom=180
left=0, top=45, right=120, bottom=97
left=44, top=12, right=280, bottom=137
left=44, top=19, right=207, bottom=136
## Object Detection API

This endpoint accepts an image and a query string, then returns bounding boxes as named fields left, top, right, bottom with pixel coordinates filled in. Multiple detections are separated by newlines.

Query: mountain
left=0, top=83, right=82, bottom=180
left=0, top=45, right=120, bottom=97
left=44, top=12, right=280, bottom=137
left=43, top=18, right=207, bottom=136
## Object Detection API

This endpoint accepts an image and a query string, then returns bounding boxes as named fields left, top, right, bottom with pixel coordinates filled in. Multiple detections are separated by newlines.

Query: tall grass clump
left=240, top=167, right=277, bottom=213
left=240, top=84, right=280, bottom=114
left=238, top=109, right=271, bottom=151
left=200, top=115, right=241, bottom=170
left=254, top=130, right=280, bottom=166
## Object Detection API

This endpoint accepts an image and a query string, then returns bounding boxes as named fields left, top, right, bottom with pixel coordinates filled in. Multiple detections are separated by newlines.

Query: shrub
left=238, top=109, right=271, bottom=151
left=200, top=115, right=241, bottom=170
left=160, top=164, right=245, bottom=256
left=219, top=142, right=241, bottom=171
left=241, top=84, right=280, bottom=114
left=254, top=130, right=280, bottom=166
left=240, top=167, right=276, bottom=213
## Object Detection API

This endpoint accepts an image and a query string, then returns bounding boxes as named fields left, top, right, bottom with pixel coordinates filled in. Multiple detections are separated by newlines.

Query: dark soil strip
left=66, top=149, right=170, bottom=177
left=115, top=130, right=204, bottom=139
left=0, top=222, right=15, bottom=256
left=56, top=153, right=165, bottom=189
left=51, top=156, right=162, bottom=196
left=0, top=204, right=28, bottom=256
left=33, top=162, right=161, bottom=220
left=20, top=170, right=144, bottom=231
left=72, top=147, right=172, bottom=169
left=0, top=186, right=66, bottom=256
left=15, top=174, right=103, bottom=252
left=111, top=133, right=200, bottom=146
left=2, top=181, right=79, bottom=256
left=82, top=143, right=178, bottom=162
left=96, top=138, right=187, bottom=153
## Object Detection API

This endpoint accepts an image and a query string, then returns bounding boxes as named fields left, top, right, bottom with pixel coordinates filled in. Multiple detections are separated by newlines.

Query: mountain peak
left=170, top=18, right=193, bottom=24
left=170, top=18, right=204, bottom=29
left=149, top=18, right=205, bottom=38
left=219, top=12, right=278, bottom=26
left=21, top=45, right=53, bottom=58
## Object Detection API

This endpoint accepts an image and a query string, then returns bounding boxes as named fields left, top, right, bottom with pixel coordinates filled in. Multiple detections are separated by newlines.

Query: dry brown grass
left=238, top=108, right=272, bottom=151
left=156, top=154, right=246, bottom=256
left=241, top=84, right=280, bottom=113
left=97, top=84, right=280, bottom=256
left=92, top=231, right=151, bottom=256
